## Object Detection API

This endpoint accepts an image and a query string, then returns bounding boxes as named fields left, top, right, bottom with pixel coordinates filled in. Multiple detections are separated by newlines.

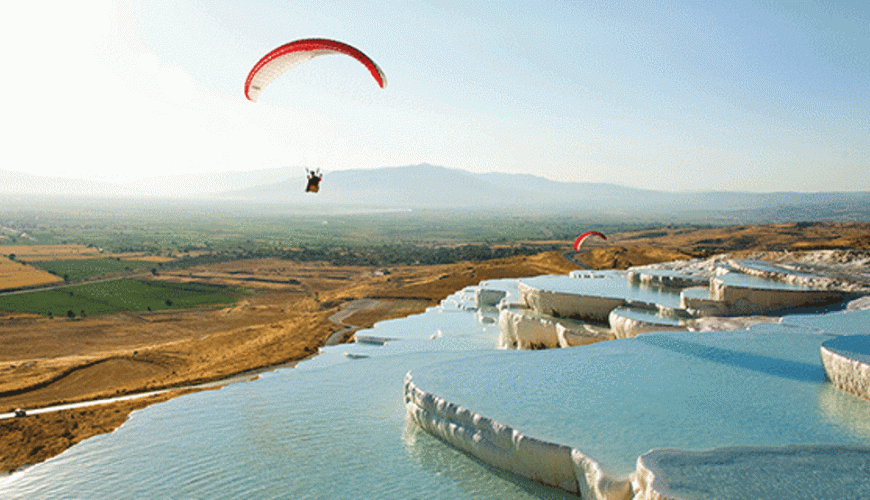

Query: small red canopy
left=573, top=231, right=607, bottom=251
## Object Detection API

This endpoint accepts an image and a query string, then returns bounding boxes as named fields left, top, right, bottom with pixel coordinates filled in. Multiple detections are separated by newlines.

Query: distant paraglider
left=305, top=168, right=323, bottom=193
left=573, top=231, right=607, bottom=251
left=245, top=38, right=387, bottom=102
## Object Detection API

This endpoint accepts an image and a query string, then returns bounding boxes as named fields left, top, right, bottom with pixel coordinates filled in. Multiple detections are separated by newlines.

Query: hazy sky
left=2, top=1, right=867, bottom=192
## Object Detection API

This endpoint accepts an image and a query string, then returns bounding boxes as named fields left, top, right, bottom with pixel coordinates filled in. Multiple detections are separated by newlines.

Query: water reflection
left=401, top=423, right=577, bottom=499
left=817, top=383, right=870, bottom=442
left=520, top=273, right=684, bottom=308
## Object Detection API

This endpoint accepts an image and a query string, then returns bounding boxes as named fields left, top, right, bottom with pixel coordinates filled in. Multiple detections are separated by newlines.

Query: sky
left=1, top=0, right=867, bottom=192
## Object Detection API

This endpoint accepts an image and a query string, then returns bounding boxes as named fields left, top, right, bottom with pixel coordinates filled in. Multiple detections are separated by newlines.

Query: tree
left=66, top=310, right=75, bottom=319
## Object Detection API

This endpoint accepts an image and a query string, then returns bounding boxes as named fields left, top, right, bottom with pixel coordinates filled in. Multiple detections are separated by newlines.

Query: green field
left=33, top=258, right=149, bottom=281
left=0, top=279, right=240, bottom=317
left=0, top=198, right=652, bottom=254
left=0, top=197, right=682, bottom=271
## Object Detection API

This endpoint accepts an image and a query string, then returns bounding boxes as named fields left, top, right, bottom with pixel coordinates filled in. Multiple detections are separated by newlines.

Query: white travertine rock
left=634, top=445, right=870, bottom=500
left=404, top=253, right=870, bottom=499
left=637, top=250, right=870, bottom=294
left=556, top=322, right=612, bottom=347
left=710, top=277, right=843, bottom=315
left=404, top=373, right=631, bottom=499
left=626, top=270, right=708, bottom=289
left=608, top=309, right=686, bottom=339
left=498, top=306, right=560, bottom=349
left=572, top=449, right=633, bottom=500
left=687, top=315, right=779, bottom=332
left=731, top=256, right=870, bottom=293
left=519, top=281, right=624, bottom=322
left=404, top=374, right=581, bottom=494
left=679, top=287, right=730, bottom=317
left=476, top=312, right=497, bottom=324
left=848, top=295, right=870, bottom=310
left=498, top=306, right=611, bottom=349
left=475, top=288, right=507, bottom=308
left=821, top=335, right=870, bottom=401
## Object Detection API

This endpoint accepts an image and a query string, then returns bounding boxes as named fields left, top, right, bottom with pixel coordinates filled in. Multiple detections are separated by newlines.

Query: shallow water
left=733, top=259, right=820, bottom=279
left=715, top=272, right=812, bottom=290
left=822, top=334, right=870, bottom=365
left=520, top=273, right=683, bottom=308
left=610, top=306, right=683, bottom=326
left=781, top=307, right=870, bottom=335
left=3, top=355, right=570, bottom=499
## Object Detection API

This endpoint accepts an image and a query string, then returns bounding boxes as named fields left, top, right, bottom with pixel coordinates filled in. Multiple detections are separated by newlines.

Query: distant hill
left=221, top=163, right=870, bottom=220
left=3, top=164, right=870, bottom=222
left=221, top=163, right=674, bottom=210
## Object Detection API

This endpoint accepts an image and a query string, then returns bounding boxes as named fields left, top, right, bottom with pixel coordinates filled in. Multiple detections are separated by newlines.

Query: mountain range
left=2, top=164, right=869, bottom=222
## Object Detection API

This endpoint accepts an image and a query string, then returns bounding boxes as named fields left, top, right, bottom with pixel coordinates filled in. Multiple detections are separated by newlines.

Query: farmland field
left=0, top=256, right=63, bottom=290
left=0, top=244, right=103, bottom=261
left=0, top=198, right=643, bottom=254
left=33, top=258, right=151, bottom=282
left=0, top=279, right=241, bottom=317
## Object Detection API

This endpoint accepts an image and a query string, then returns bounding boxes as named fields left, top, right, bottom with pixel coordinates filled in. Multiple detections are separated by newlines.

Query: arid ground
left=2, top=221, right=868, bottom=474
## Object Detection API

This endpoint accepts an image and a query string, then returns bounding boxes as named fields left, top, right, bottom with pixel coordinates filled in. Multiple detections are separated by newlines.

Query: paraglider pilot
left=305, top=169, right=322, bottom=193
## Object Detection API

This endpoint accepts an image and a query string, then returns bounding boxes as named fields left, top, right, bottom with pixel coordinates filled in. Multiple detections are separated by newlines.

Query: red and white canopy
left=245, top=38, right=386, bottom=102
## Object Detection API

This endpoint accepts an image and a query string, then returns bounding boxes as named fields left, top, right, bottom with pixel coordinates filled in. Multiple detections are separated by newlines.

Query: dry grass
left=0, top=244, right=175, bottom=291
left=575, top=245, right=694, bottom=270
left=612, top=222, right=870, bottom=255
left=1, top=244, right=173, bottom=263
left=0, top=388, right=203, bottom=474
left=1, top=244, right=103, bottom=261
left=0, top=256, right=63, bottom=290
left=573, top=222, right=870, bottom=270
left=103, top=254, right=175, bottom=263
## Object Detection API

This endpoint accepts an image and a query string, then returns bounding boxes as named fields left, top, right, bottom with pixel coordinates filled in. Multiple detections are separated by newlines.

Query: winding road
left=325, top=298, right=382, bottom=345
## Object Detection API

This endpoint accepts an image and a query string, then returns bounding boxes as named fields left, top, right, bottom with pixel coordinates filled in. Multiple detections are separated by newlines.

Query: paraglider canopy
left=245, top=38, right=386, bottom=102
left=573, top=231, right=607, bottom=251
